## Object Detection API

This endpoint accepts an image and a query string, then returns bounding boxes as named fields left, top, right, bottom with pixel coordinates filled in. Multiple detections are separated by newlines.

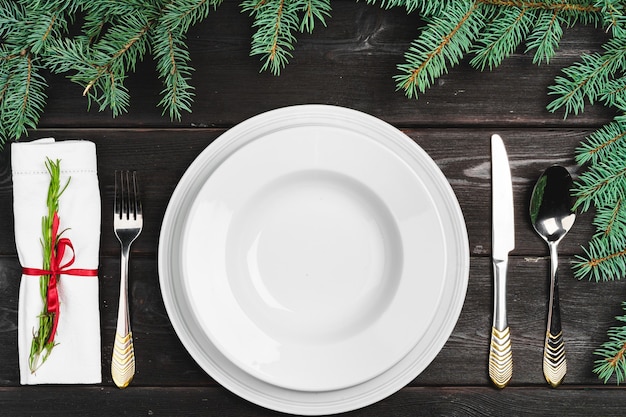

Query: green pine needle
left=159, top=0, right=223, bottom=33
left=242, top=0, right=331, bottom=76
left=395, top=1, right=485, bottom=99
left=0, top=0, right=614, bottom=146
left=0, top=49, right=48, bottom=144
left=599, top=77, right=626, bottom=112
left=594, top=302, right=626, bottom=384
left=575, top=117, right=626, bottom=165
left=151, top=25, right=195, bottom=121
left=573, top=153, right=626, bottom=212
left=574, top=235, right=626, bottom=282
left=0, top=0, right=224, bottom=146
left=524, top=9, right=564, bottom=65
left=548, top=37, right=626, bottom=117
left=6, top=0, right=626, bottom=387
left=600, top=0, right=626, bottom=39
left=364, top=0, right=442, bottom=15
left=470, top=6, right=536, bottom=71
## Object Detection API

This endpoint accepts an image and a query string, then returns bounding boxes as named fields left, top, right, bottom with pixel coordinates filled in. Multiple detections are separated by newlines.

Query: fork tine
left=114, top=170, right=121, bottom=218
left=124, top=171, right=131, bottom=220
left=132, top=171, right=142, bottom=218
left=115, top=171, right=142, bottom=222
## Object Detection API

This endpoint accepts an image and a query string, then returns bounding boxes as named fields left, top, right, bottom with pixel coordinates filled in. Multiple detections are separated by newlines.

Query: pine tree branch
left=574, top=237, right=626, bottom=281
left=600, top=77, right=626, bottom=110
left=243, top=0, right=293, bottom=75
left=3, top=0, right=626, bottom=388
left=395, top=1, right=485, bottom=98
left=601, top=198, right=622, bottom=237
left=478, top=0, right=600, bottom=14
left=548, top=37, right=626, bottom=117
left=366, top=0, right=600, bottom=15
left=44, top=6, right=158, bottom=117
left=152, top=24, right=195, bottom=120
left=365, top=0, right=444, bottom=15
left=154, top=0, right=221, bottom=119
left=525, top=9, right=562, bottom=64
left=160, top=0, right=222, bottom=33
left=600, top=0, right=626, bottom=38
left=243, top=0, right=330, bottom=75
left=572, top=116, right=626, bottom=287
left=470, top=6, right=536, bottom=71
left=573, top=160, right=626, bottom=212
left=594, top=302, right=626, bottom=384
left=0, top=44, right=47, bottom=145
left=299, top=0, right=332, bottom=32
left=576, top=118, right=626, bottom=165
left=268, top=0, right=285, bottom=67
left=23, top=1, right=74, bottom=55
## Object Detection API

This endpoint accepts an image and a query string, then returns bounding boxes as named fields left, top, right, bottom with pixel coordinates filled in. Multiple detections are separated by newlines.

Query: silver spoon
left=530, top=165, right=576, bottom=387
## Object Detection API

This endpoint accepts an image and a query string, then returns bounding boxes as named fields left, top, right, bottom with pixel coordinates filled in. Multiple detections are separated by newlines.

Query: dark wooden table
left=1, top=3, right=624, bottom=416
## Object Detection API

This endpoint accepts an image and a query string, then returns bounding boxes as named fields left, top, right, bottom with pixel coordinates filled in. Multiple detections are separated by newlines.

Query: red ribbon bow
left=22, top=212, right=98, bottom=344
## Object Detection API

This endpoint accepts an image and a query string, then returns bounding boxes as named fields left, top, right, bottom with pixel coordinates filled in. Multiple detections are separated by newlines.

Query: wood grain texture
left=0, top=128, right=599, bottom=256
left=2, top=386, right=626, bottom=416
left=0, top=255, right=620, bottom=388
left=34, top=2, right=614, bottom=129
left=0, top=3, right=623, bottom=416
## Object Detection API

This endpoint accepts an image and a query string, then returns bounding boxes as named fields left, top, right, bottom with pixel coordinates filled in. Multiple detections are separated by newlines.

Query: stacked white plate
left=158, top=105, right=469, bottom=415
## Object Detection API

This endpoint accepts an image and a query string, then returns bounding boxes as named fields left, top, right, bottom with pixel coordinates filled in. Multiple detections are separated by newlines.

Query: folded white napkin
left=12, top=138, right=102, bottom=384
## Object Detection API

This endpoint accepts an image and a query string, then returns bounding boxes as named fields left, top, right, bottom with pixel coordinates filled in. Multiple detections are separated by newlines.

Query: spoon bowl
left=530, top=167, right=576, bottom=244
left=530, top=165, right=576, bottom=388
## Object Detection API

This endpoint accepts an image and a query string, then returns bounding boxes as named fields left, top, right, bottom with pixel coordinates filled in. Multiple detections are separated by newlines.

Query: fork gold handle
left=112, top=243, right=135, bottom=388
left=112, top=331, right=135, bottom=388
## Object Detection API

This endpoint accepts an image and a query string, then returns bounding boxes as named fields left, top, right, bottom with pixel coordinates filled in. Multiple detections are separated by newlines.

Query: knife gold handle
left=490, top=258, right=512, bottom=388
left=489, top=326, right=512, bottom=388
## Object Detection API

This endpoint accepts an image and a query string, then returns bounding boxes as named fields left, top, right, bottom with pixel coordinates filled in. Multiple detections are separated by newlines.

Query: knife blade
left=489, top=133, right=514, bottom=388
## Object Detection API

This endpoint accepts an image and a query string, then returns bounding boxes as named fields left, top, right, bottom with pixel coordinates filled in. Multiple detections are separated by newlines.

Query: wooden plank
left=0, top=255, right=621, bottom=387
left=34, top=2, right=614, bottom=129
left=0, top=127, right=598, bottom=256
left=1, top=385, right=626, bottom=416
left=1, top=3, right=623, bottom=415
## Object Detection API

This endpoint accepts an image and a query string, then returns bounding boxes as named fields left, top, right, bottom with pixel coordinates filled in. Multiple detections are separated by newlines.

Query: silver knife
left=489, top=134, right=514, bottom=388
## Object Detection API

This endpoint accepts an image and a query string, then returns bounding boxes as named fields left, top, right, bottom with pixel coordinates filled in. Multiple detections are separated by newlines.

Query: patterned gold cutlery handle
left=544, top=257, right=566, bottom=387
left=490, top=258, right=512, bottom=388
left=544, top=330, right=566, bottom=387
left=112, top=242, right=135, bottom=388
left=489, top=326, right=512, bottom=388
left=112, top=330, right=135, bottom=388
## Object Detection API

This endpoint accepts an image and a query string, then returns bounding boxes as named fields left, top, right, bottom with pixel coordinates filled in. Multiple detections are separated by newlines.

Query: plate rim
left=158, top=104, right=469, bottom=415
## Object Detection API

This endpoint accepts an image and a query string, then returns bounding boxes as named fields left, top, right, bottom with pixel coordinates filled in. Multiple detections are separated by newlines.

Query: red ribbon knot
left=22, top=212, right=98, bottom=344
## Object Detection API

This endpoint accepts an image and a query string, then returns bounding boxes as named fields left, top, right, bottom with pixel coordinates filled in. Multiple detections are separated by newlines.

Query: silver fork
left=112, top=171, right=143, bottom=388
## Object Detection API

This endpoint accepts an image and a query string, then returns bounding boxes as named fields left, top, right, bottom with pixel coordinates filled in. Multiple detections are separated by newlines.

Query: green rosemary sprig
left=29, top=157, right=70, bottom=373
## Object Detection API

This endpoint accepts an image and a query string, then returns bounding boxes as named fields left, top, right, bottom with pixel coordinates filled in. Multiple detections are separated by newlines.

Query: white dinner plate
left=159, top=105, right=469, bottom=415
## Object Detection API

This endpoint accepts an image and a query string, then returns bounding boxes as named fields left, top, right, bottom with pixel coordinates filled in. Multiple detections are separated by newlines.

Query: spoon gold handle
left=544, top=243, right=566, bottom=387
